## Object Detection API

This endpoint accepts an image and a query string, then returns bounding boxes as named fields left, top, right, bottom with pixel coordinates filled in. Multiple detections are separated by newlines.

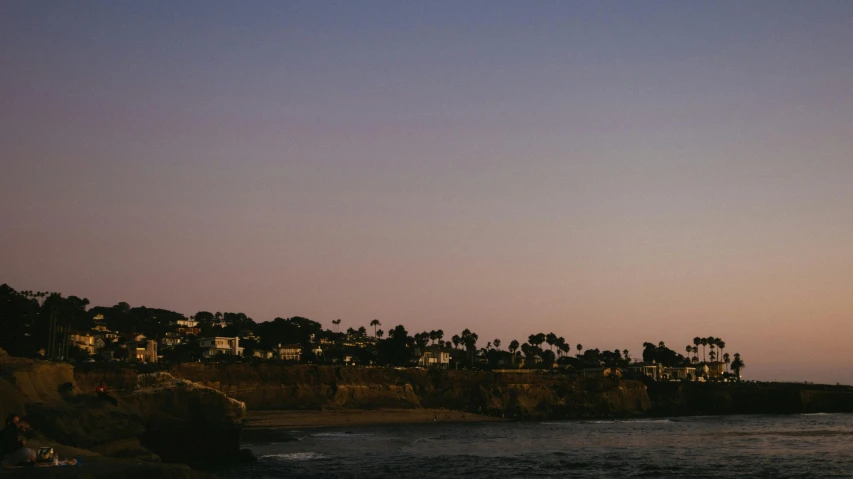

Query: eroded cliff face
left=131, top=364, right=653, bottom=419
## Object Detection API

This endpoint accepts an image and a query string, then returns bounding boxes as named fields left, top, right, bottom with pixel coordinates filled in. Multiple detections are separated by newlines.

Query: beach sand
left=245, top=408, right=504, bottom=429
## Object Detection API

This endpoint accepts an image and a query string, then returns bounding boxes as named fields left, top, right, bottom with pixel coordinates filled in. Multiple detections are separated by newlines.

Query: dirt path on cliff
left=244, top=408, right=505, bottom=429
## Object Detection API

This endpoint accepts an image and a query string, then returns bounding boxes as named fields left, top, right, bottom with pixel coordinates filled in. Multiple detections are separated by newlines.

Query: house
left=71, top=333, right=101, bottom=355
left=706, top=361, right=726, bottom=379
left=663, top=366, right=696, bottom=380
left=276, top=344, right=302, bottom=362
left=251, top=349, right=274, bottom=360
left=126, top=340, right=158, bottom=363
left=177, top=326, right=200, bottom=337
left=175, top=318, right=199, bottom=328
left=628, top=363, right=663, bottom=381
left=417, top=347, right=451, bottom=369
left=93, top=314, right=105, bottom=321
left=198, top=337, right=243, bottom=358
left=160, top=333, right=183, bottom=348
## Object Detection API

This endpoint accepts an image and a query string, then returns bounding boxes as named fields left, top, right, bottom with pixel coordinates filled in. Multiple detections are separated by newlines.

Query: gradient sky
left=2, top=1, right=852, bottom=384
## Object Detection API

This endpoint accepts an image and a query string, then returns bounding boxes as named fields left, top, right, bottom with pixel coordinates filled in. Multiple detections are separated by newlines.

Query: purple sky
left=2, top=1, right=852, bottom=384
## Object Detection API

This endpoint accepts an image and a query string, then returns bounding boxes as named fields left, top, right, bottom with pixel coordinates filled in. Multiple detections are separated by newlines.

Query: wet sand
left=245, top=408, right=504, bottom=429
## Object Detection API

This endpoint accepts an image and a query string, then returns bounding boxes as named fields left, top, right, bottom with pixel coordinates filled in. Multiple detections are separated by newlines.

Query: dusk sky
left=2, top=1, right=852, bottom=384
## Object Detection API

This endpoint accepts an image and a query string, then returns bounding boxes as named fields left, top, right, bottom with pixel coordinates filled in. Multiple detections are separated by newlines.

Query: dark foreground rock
left=0, top=349, right=253, bottom=477
left=127, top=372, right=254, bottom=467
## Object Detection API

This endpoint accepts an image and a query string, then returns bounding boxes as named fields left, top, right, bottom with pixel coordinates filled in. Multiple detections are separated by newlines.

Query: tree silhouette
left=370, top=319, right=381, bottom=337
left=376, top=329, right=384, bottom=339
left=576, top=344, right=583, bottom=357
left=493, top=338, right=501, bottom=350
left=509, top=340, right=520, bottom=365
left=731, top=353, right=745, bottom=380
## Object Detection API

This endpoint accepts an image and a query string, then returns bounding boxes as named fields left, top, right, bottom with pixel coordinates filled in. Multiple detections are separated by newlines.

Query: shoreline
left=244, top=408, right=505, bottom=430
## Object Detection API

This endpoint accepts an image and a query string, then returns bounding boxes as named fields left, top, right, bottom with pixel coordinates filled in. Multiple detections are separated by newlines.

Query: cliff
left=73, top=364, right=853, bottom=422
left=85, top=364, right=651, bottom=419
left=0, top=349, right=249, bottom=477
left=646, top=381, right=853, bottom=416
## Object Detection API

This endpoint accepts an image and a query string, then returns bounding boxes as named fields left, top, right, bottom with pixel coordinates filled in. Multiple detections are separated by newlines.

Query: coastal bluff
left=79, top=364, right=651, bottom=419
left=77, top=364, right=853, bottom=420
left=0, top=349, right=249, bottom=478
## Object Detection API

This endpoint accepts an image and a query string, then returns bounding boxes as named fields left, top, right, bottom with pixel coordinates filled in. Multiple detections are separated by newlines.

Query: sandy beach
left=245, top=408, right=504, bottom=429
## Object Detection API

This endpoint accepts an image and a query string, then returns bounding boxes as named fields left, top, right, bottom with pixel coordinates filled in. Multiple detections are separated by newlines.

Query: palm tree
left=452, top=334, right=461, bottom=349
left=623, top=349, right=630, bottom=363
left=370, top=319, right=381, bottom=337
left=429, top=330, right=437, bottom=345
left=717, top=339, right=726, bottom=365
left=576, top=344, right=583, bottom=357
left=686, top=345, right=692, bottom=357
left=546, top=332, right=557, bottom=352
left=700, top=338, right=708, bottom=363
left=436, top=330, right=444, bottom=345
left=493, top=338, right=501, bottom=350
left=376, top=329, right=384, bottom=339
left=723, top=352, right=731, bottom=372
left=509, top=340, right=519, bottom=365
left=693, top=336, right=701, bottom=355
left=692, top=346, right=699, bottom=363
left=709, top=350, right=716, bottom=362
left=730, top=353, right=745, bottom=380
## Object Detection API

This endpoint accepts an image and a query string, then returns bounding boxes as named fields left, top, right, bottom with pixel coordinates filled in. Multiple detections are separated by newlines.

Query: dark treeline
left=0, top=283, right=745, bottom=378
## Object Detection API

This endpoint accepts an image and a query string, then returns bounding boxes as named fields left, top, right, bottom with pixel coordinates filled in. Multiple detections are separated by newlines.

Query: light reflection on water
left=221, top=413, right=853, bottom=478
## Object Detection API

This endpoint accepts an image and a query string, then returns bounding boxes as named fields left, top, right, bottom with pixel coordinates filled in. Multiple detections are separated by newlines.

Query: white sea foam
left=262, top=452, right=329, bottom=461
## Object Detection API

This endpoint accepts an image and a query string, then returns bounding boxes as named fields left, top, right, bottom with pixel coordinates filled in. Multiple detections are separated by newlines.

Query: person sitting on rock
left=1, top=414, right=36, bottom=468
left=96, top=380, right=118, bottom=406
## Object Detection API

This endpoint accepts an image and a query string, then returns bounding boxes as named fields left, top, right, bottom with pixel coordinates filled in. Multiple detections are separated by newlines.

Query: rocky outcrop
left=127, top=372, right=251, bottom=467
left=0, top=349, right=248, bottom=477
left=0, top=349, right=147, bottom=460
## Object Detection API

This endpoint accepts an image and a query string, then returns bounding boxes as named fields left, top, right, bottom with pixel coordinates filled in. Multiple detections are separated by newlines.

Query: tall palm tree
left=436, top=330, right=444, bottom=345
left=509, top=340, right=519, bottom=365
left=576, top=344, right=583, bottom=357
left=546, top=332, right=557, bottom=352
left=723, top=352, right=731, bottom=372
left=452, top=334, right=461, bottom=349
left=717, top=339, right=726, bottom=364
left=700, top=338, right=708, bottom=363
left=370, top=319, right=381, bottom=337
left=692, top=346, right=699, bottom=363
left=686, top=345, right=692, bottom=357
left=731, top=353, right=745, bottom=380
left=709, top=343, right=716, bottom=363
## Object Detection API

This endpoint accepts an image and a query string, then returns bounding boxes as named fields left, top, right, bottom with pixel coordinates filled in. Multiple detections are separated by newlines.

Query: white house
left=418, top=347, right=451, bottom=369
left=198, top=337, right=243, bottom=358
left=276, top=344, right=302, bottom=362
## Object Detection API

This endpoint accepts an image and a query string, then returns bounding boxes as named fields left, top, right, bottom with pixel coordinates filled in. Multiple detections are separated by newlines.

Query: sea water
left=219, top=413, right=853, bottom=478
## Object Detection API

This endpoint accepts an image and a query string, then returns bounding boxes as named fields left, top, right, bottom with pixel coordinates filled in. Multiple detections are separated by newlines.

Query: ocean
left=220, top=413, right=853, bottom=478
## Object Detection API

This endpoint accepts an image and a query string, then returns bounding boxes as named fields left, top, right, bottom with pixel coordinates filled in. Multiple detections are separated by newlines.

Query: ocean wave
left=261, top=452, right=329, bottom=461
left=312, top=432, right=374, bottom=438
